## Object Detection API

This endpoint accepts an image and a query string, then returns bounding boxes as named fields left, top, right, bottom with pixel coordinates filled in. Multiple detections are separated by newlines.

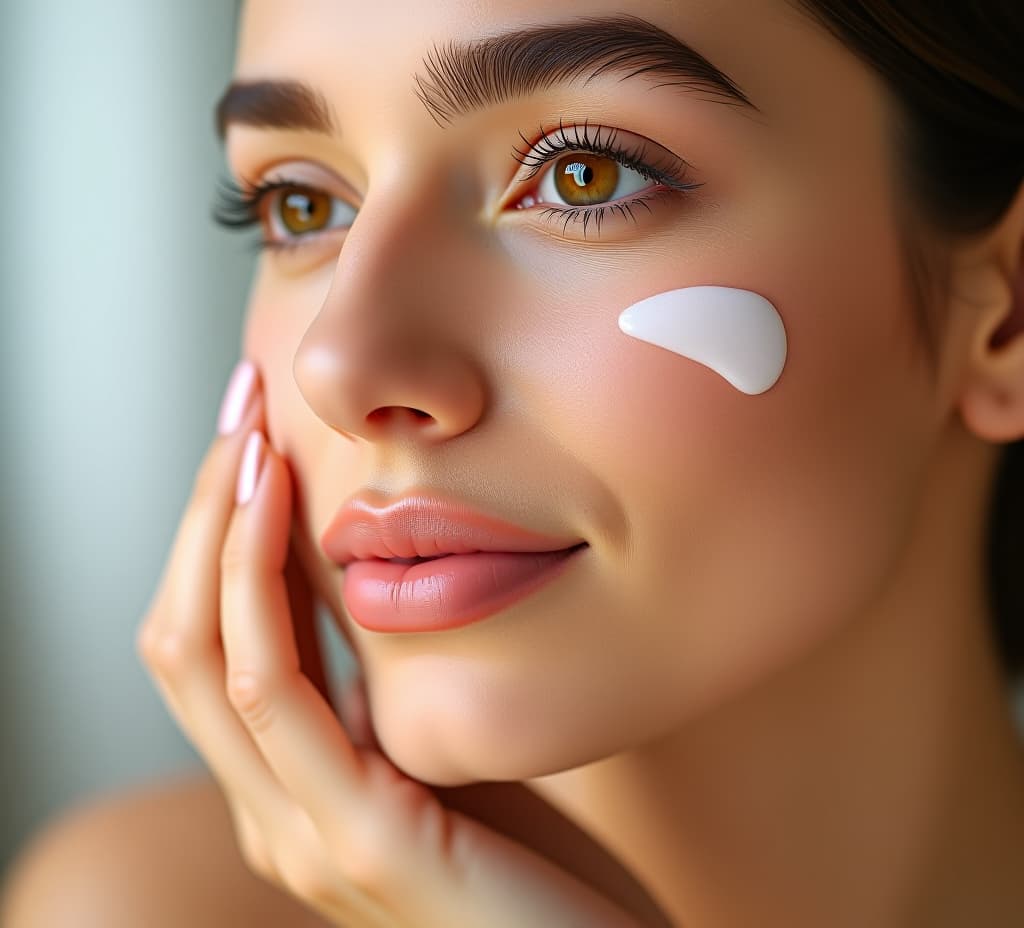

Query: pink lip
left=319, top=494, right=587, bottom=632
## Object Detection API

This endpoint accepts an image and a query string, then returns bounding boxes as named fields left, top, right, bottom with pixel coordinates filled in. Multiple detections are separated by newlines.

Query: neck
left=529, top=428, right=1024, bottom=927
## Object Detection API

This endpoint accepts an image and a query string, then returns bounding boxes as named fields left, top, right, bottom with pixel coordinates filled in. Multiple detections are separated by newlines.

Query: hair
left=791, top=1, right=1024, bottom=678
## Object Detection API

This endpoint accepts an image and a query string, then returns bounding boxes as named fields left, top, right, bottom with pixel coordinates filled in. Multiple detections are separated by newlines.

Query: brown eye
left=552, top=153, right=621, bottom=206
left=275, top=186, right=334, bottom=234
left=535, top=151, right=650, bottom=209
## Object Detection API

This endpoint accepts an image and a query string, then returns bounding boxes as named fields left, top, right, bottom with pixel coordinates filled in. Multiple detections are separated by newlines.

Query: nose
left=292, top=193, right=489, bottom=446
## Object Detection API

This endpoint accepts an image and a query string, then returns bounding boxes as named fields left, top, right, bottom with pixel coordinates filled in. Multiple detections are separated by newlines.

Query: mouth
left=340, top=543, right=589, bottom=633
left=386, top=555, right=447, bottom=565
left=319, top=491, right=588, bottom=633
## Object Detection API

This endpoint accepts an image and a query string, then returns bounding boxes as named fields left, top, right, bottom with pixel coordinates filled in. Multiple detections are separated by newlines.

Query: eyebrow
left=215, top=13, right=755, bottom=139
left=415, top=13, right=756, bottom=126
left=215, top=79, right=336, bottom=139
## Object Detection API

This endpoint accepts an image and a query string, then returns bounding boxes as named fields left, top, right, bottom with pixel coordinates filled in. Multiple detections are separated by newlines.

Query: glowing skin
left=222, top=0, right=1024, bottom=923
left=618, top=286, right=788, bottom=395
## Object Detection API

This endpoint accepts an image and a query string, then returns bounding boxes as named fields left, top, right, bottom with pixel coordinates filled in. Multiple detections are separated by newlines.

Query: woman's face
left=227, top=0, right=941, bottom=785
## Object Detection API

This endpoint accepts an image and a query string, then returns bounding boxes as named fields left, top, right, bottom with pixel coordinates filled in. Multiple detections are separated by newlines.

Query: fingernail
left=218, top=360, right=257, bottom=436
left=237, top=431, right=266, bottom=506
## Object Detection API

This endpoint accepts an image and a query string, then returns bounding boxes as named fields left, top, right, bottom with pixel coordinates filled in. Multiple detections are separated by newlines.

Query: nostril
left=366, top=406, right=433, bottom=425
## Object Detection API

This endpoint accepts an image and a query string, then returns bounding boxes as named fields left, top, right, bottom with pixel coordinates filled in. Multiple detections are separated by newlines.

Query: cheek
left=240, top=268, right=361, bottom=574
left=241, top=265, right=331, bottom=450
left=243, top=320, right=293, bottom=438
left=519, top=211, right=935, bottom=714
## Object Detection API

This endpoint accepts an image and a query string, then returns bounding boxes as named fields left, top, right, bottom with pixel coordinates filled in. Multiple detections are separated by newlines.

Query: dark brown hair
left=793, top=1, right=1024, bottom=677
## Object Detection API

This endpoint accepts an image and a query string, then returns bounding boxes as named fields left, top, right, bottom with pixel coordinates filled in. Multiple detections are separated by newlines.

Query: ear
left=956, top=179, right=1024, bottom=443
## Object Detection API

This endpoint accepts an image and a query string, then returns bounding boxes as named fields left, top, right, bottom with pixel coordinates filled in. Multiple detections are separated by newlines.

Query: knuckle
left=140, top=627, right=195, bottom=678
left=226, top=671, right=275, bottom=731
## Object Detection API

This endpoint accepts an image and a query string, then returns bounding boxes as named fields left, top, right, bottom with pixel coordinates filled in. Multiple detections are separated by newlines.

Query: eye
left=213, top=175, right=357, bottom=253
left=506, top=122, right=703, bottom=240
left=265, top=184, right=356, bottom=243
left=276, top=187, right=333, bottom=233
left=536, top=153, right=652, bottom=208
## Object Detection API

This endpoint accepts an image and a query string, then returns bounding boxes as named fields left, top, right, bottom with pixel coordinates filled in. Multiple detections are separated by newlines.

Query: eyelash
left=213, top=177, right=317, bottom=254
left=511, top=118, right=702, bottom=237
left=212, top=119, right=703, bottom=247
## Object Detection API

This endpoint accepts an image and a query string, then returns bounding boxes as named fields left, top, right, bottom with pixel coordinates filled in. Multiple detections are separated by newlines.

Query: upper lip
left=319, top=493, right=586, bottom=566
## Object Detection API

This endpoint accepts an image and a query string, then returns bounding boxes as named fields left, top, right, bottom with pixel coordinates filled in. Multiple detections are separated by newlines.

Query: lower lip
left=341, top=546, right=586, bottom=633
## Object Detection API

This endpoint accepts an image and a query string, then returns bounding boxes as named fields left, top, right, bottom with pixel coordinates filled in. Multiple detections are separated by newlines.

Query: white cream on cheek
left=618, top=286, right=788, bottom=395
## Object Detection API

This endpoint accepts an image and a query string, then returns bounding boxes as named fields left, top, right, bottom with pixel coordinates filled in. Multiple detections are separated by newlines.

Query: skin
left=236, top=0, right=939, bottom=783
left=129, top=0, right=1024, bottom=925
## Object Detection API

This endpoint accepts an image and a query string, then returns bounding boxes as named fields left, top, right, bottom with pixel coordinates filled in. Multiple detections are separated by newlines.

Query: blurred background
left=0, top=1, right=255, bottom=873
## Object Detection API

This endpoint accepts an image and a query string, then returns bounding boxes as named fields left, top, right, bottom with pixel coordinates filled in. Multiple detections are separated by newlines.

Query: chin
left=379, top=738, right=482, bottom=788
left=378, top=727, right=600, bottom=788
left=366, top=678, right=632, bottom=787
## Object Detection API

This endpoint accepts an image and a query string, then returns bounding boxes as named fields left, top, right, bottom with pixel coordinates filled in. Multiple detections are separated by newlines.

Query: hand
left=136, top=363, right=650, bottom=928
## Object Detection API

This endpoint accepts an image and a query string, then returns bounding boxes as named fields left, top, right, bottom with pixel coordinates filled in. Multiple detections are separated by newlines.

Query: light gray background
left=2, top=0, right=1024, bottom=886
left=0, top=1, right=254, bottom=872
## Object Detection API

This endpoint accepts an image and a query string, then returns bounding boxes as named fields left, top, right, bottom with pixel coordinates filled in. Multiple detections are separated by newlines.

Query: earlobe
left=957, top=193, right=1024, bottom=443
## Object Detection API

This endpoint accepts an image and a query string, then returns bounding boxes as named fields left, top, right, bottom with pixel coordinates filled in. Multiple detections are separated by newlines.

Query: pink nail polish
left=218, top=360, right=257, bottom=436
left=237, top=431, right=265, bottom=506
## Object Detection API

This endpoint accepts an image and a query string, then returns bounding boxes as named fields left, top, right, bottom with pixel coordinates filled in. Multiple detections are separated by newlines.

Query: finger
left=135, top=366, right=293, bottom=824
left=138, top=370, right=266, bottom=729
left=221, top=436, right=370, bottom=833
left=226, top=796, right=280, bottom=883
left=141, top=364, right=265, bottom=653
left=144, top=630, right=295, bottom=826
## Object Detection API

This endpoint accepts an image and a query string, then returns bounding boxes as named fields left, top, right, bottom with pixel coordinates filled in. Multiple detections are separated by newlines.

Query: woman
left=4, top=0, right=1023, bottom=925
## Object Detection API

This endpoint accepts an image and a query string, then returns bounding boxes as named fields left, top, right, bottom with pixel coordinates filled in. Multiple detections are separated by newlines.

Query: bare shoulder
left=1, top=772, right=330, bottom=928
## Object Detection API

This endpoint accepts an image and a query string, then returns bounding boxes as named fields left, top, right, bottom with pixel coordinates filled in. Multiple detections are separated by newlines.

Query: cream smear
left=618, top=286, right=787, bottom=395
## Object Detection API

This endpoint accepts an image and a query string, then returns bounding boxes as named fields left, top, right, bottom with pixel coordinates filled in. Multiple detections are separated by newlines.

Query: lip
left=319, top=493, right=587, bottom=632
